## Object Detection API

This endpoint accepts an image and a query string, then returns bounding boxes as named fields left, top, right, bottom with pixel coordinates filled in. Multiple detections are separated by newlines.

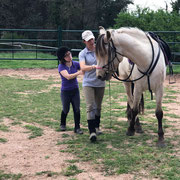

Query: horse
left=95, top=26, right=167, bottom=147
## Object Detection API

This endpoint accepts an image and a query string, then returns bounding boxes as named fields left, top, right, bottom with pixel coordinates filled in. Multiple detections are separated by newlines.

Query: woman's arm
left=80, top=61, right=96, bottom=72
left=60, top=70, right=82, bottom=80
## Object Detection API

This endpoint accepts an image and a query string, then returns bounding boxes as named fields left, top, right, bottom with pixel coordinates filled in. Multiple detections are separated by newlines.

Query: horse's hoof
left=156, top=141, right=166, bottom=148
left=135, top=128, right=144, bottom=134
left=126, top=130, right=135, bottom=136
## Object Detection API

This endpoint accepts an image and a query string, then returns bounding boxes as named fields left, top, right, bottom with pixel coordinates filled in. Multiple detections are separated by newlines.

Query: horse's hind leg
left=155, top=88, right=165, bottom=147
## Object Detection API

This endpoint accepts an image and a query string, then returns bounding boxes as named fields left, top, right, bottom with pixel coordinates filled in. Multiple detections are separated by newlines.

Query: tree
left=114, top=7, right=180, bottom=31
left=171, top=0, right=180, bottom=13
left=0, top=0, right=49, bottom=29
left=114, top=7, right=180, bottom=62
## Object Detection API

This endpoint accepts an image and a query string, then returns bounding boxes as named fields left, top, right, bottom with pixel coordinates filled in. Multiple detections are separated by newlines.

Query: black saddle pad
left=148, top=32, right=171, bottom=65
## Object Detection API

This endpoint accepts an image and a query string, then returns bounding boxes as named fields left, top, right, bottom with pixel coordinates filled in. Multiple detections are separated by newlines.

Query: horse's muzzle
left=97, top=73, right=111, bottom=81
left=97, top=75, right=106, bottom=81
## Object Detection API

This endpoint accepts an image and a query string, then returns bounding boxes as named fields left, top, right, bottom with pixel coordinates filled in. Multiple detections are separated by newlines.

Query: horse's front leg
left=126, top=92, right=142, bottom=136
left=134, top=116, right=144, bottom=133
left=155, top=88, right=165, bottom=147
left=123, top=82, right=133, bottom=121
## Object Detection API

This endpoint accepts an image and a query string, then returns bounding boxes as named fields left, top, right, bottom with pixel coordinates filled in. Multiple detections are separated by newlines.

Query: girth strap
left=138, top=35, right=161, bottom=100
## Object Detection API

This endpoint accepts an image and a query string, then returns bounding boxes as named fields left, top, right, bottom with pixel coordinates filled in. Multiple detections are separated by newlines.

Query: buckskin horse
left=95, top=26, right=171, bottom=147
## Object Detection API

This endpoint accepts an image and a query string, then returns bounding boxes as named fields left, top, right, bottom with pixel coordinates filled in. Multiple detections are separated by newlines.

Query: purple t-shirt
left=58, top=61, right=80, bottom=91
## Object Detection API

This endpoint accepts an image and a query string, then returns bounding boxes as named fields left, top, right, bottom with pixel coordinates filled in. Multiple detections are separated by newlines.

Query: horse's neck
left=115, top=33, right=152, bottom=71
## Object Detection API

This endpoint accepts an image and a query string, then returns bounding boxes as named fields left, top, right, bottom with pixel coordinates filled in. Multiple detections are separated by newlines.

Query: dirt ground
left=0, top=68, right=179, bottom=180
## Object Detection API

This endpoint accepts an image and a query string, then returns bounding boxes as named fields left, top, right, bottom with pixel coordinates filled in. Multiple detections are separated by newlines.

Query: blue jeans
left=61, top=88, right=80, bottom=114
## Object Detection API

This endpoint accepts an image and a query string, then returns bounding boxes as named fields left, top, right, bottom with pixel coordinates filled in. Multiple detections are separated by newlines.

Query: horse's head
left=95, top=26, right=123, bottom=81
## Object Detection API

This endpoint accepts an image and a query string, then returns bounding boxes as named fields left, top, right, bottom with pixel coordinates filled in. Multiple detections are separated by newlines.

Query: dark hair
left=57, top=46, right=71, bottom=64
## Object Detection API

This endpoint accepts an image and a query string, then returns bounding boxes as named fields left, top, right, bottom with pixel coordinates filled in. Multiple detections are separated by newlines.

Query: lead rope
left=108, top=80, right=112, bottom=129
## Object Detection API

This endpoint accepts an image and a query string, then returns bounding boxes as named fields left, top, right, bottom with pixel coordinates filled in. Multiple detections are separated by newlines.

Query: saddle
left=148, top=32, right=171, bottom=66
left=149, top=32, right=175, bottom=84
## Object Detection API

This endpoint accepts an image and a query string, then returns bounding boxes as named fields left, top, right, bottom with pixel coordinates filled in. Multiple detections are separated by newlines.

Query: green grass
left=0, top=52, right=58, bottom=69
left=0, top=53, right=180, bottom=179
left=24, top=125, right=43, bottom=139
left=0, top=75, right=179, bottom=179
left=0, top=124, right=9, bottom=132
left=36, top=171, right=59, bottom=177
left=0, top=170, right=22, bottom=180
left=0, top=138, right=8, bottom=143
left=62, top=165, right=83, bottom=176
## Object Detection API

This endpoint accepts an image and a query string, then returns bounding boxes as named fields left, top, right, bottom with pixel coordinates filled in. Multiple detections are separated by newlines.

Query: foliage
left=0, top=0, right=132, bottom=30
left=114, top=7, right=180, bottom=62
left=171, top=0, right=180, bottom=13
left=114, top=7, right=180, bottom=31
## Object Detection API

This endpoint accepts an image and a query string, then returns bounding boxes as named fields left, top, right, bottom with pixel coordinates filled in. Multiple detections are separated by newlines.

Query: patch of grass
left=11, top=121, right=22, bottom=126
left=62, top=133, right=71, bottom=138
left=66, top=159, right=80, bottom=163
left=24, top=125, right=43, bottom=139
left=0, top=124, right=9, bottom=132
left=0, top=138, right=8, bottom=143
left=165, top=113, right=180, bottom=119
left=36, top=171, right=59, bottom=177
left=0, top=170, right=22, bottom=180
left=0, top=52, right=58, bottom=69
left=45, top=156, right=50, bottom=159
left=62, top=165, right=83, bottom=177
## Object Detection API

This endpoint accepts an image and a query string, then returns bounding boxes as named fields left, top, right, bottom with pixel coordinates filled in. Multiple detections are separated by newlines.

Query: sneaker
left=74, top=128, right=83, bottom=134
left=89, top=132, right=97, bottom=142
left=95, top=128, right=102, bottom=135
left=60, top=125, right=66, bottom=131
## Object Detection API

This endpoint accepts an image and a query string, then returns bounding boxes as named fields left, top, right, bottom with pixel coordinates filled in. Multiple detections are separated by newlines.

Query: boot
left=74, top=112, right=83, bottom=134
left=87, top=119, right=97, bottom=142
left=60, top=111, right=67, bottom=131
left=95, top=115, right=102, bottom=135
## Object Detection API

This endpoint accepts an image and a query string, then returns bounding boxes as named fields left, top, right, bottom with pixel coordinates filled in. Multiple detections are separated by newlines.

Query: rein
left=101, top=39, right=123, bottom=73
left=100, top=33, right=161, bottom=100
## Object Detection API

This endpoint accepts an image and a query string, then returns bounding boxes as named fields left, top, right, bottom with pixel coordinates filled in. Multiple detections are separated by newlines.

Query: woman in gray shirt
left=79, top=30, right=105, bottom=142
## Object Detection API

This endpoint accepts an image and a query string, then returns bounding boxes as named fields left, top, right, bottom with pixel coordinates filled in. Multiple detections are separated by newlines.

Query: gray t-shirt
left=79, top=47, right=105, bottom=87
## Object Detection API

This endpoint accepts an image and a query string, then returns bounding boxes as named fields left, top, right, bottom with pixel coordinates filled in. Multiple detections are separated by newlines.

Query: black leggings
left=61, top=88, right=80, bottom=114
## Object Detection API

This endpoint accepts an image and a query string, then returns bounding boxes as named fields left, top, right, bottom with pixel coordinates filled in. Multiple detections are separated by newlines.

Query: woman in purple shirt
left=57, top=46, right=83, bottom=134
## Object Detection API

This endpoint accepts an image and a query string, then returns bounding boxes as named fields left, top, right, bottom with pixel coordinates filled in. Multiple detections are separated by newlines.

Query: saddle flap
left=148, top=32, right=171, bottom=65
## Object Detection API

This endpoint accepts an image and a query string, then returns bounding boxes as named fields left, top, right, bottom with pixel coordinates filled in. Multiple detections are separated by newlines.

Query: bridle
left=96, top=34, right=123, bottom=73
left=99, top=37, right=123, bottom=73
left=98, top=33, right=161, bottom=100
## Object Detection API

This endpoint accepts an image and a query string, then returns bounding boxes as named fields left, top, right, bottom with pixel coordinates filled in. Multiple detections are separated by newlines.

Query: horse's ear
left=106, top=31, right=111, bottom=42
left=99, top=26, right=106, bottom=35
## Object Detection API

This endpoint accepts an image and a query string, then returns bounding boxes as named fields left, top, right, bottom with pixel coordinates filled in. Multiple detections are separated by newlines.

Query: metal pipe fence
left=0, top=27, right=179, bottom=64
